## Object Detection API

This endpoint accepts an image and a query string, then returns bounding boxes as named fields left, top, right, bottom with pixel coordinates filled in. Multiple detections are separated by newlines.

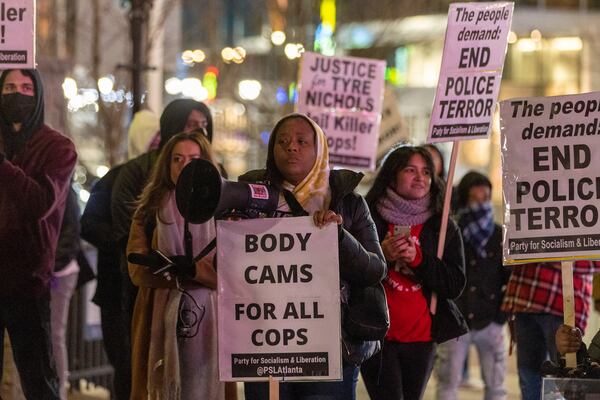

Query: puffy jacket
left=239, top=169, right=386, bottom=287
left=371, top=208, right=468, bottom=343
left=239, top=168, right=387, bottom=362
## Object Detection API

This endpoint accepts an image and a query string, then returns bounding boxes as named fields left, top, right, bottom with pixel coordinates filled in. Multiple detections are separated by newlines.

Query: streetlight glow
left=165, top=77, right=182, bottom=95
left=97, top=76, right=114, bottom=95
left=271, top=31, right=286, bottom=46
left=238, top=80, right=262, bottom=100
left=96, top=165, right=109, bottom=177
left=62, top=77, right=78, bottom=99
left=284, top=43, right=304, bottom=59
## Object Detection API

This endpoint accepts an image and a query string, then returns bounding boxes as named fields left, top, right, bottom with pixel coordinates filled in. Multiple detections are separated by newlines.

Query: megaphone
left=175, top=158, right=280, bottom=224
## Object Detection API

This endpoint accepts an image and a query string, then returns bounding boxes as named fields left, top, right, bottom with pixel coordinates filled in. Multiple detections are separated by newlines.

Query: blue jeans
left=514, top=313, right=563, bottom=400
left=436, top=322, right=507, bottom=400
left=0, top=296, right=60, bottom=399
left=244, top=362, right=359, bottom=400
left=50, top=271, right=79, bottom=400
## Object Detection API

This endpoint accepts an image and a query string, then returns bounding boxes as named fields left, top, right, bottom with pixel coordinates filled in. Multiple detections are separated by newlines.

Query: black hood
left=159, top=98, right=213, bottom=145
left=0, top=69, right=45, bottom=159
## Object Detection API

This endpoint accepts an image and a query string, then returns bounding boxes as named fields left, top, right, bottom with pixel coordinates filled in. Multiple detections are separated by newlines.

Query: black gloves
left=169, top=255, right=196, bottom=279
left=0, top=152, right=4, bottom=164
left=128, top=251, right=195, bottom=279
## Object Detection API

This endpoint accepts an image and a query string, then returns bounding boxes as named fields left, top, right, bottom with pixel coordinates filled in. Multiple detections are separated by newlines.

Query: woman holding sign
left=240, top=113, right=387, bottom=400
left=127, top=131, right=232, bottom=399
left=360, top=145, right=467, bottom=400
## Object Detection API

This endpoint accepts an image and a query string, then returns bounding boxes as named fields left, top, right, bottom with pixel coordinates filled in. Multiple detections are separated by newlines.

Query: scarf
left=376, top=187, right=432, bottom=226
left=282, top=115, right=331, bottom=215
left=458, top=202, right=494, bottom=259
left=148, top=192, right=219, bottom=399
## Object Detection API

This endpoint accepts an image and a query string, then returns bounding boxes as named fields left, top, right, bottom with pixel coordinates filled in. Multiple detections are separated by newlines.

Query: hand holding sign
left=313, top=210, right=343, bottom=228
left=217, top=217, right=341, bottom=381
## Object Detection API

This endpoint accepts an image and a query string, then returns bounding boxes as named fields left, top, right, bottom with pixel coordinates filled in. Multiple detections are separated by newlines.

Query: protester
left=360, top=145, right=467, bottom=400
left=555, top=324, right=584, bottom=358
left=81, top=109, right=158, bottom=400
left=127, top=131, right=227, bottom=398
left=435, top=171, right=510, bottom=400
left=239, top=113, right=386, bottom=400
left=51, top=186, right=81, bottom=399
left=0, top=69, right=77, bottom=399
left=501, top=260, right=600, bottom=400
left=423, top=143, right=446, bottom=181
left=112, top=99, right=213, bottom=310
left=110, top=99, right=213, bottom=397
left=127, top=109, right=160, bottom=160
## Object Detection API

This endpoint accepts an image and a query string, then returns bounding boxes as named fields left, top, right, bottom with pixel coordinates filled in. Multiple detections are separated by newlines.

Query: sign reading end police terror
left=0, top=0, right=35, bottom=68
left=428, top=2, right=513, bottom=143
left=217, top=217, right=341, bottom=381
left=501, top=92, right=600, bottom=264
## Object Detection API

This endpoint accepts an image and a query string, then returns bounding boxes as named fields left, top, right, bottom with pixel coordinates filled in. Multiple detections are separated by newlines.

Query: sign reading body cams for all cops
left=0, top=0, right=35, bottom=68
left=217, top=216, right=341, bottom=381
left=297, top=52, right=386, bottom=170
left=501, top=92, right=600, bottom=264
left=428, top=2, right=513, bottom=143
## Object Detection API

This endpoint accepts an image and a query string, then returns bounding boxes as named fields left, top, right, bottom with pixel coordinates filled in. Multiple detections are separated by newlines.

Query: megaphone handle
left=184, top=219, right=194, bottom=264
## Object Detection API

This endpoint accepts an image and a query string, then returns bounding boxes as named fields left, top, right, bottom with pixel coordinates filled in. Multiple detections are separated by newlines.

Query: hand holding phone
left=393, top=225, right=411, bottom=239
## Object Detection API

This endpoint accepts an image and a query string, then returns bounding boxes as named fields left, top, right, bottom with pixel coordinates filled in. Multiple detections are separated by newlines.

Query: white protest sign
left=0, top=0, right=35, bottom=69
left=501, top=92, right=600, bottom=264
left=377, top=86, right=408, bottom=165
left=428, top=2, right=513, bottom=143
left=217, top=216, right=341, bottom=381
left=297, top=52, right=386, bottom=170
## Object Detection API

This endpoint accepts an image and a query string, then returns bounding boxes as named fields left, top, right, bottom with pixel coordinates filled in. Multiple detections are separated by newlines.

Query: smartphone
left=393, top=225, right=411, bottom=238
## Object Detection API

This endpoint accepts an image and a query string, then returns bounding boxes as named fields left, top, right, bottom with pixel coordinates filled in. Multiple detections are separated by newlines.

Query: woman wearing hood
left=239, top=113, right=386, bottom=399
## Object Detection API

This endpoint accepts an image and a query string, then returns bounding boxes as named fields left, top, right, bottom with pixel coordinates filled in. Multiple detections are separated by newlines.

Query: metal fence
left=67, top=281, right=113, bottom=395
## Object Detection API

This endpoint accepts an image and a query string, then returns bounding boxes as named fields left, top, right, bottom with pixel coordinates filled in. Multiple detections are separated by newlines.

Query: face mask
left=1, top=93, right=36, bottom=124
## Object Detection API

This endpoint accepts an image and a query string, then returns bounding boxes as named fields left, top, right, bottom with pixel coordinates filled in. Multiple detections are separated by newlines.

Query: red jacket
left=0, top=124, right=77, bottom=298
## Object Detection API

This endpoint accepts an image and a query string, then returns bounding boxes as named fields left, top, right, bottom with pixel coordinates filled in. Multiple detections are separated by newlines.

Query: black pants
left=0, top=296, right=60, bottom=400
left=360, top=340, right=435, bottom=400
left=100, top=307, right=131, bottom=400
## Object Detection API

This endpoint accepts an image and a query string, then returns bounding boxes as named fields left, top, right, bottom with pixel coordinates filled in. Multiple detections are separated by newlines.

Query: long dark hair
left=134, top=130, right=216, bottom=226
left=366, top=145, right=444, bottom=214
left=422, top=143, right=446, bottom=180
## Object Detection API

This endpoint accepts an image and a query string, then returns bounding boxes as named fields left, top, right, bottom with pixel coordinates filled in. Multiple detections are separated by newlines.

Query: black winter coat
left=455, top=224, right=511, bottom=330
left=371, top=208, right=469, bottom=343
left=111, top=150, right=159, bottom=247
left=81, top=166, right=123, bottom=310
left=239, top=169, right=387, bottom=361
left=55, top=187, right=81, bottom=272
left=239, top=169, right=387, bottom=287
